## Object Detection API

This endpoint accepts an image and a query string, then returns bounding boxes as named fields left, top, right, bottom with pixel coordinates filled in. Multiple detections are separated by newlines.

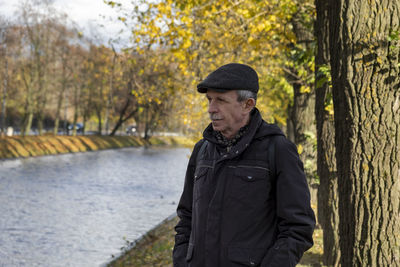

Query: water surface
left=0, top=147, right=190, bottom=266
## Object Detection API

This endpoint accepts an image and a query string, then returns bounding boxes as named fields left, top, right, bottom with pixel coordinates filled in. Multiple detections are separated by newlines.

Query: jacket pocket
left=185, top=243, right=194, bottom=262
left=173, top=242, right=188, bottom=266
left=262, top=239, right=292, bottom=267
left=228, top=165, right=271, bottom=204
left=227, top=246, right=266, bottom=266
left=234, top=165, right=268, bottom=182
left=193, top=160, right=212, bottom=201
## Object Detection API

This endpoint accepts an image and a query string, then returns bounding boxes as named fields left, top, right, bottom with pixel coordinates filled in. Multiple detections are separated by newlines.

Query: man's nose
left=208, top=101, right=218, bottom=113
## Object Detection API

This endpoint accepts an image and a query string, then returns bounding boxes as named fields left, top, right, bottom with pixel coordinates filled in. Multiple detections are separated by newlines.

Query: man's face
left=206, top=90, right=248, bottom=139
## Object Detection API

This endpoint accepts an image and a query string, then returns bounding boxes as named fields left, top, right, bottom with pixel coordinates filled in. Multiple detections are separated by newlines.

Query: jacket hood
left=254, top=119, right=285, bottom=139
left=203, top=108, right=285, bottom=144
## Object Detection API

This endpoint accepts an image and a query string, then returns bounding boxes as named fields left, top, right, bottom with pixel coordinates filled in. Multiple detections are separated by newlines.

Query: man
left=173, top=63, right=315, bottom=267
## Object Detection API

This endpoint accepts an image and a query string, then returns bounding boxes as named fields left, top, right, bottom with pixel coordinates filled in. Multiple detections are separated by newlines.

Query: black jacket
left=173, top=109, right=315, bottom=267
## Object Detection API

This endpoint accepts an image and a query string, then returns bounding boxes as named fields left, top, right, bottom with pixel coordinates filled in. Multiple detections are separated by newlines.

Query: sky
left=0, top=0, right=133, bottom=47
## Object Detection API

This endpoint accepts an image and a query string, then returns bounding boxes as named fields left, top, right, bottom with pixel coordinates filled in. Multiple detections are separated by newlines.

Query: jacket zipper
left=228, top=165, right=269, bottom=171
left=197, top=164, right=213, bottom=168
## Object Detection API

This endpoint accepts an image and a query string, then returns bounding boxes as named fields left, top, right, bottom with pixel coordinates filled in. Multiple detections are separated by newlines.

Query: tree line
left=0, top=1, right=183, bottom=138
left=1, top=0, right=399, bottom=265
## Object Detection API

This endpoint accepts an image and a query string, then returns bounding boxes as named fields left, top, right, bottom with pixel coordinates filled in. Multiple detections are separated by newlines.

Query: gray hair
left=236, top=90, right=257, bottom=103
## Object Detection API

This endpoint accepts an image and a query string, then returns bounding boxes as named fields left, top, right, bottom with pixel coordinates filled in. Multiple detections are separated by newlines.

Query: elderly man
left=173, top=63, right=315, bottom=267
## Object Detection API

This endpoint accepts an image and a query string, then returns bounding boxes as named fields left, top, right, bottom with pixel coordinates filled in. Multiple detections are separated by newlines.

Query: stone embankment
left=0, top=135, right=193, bottom=159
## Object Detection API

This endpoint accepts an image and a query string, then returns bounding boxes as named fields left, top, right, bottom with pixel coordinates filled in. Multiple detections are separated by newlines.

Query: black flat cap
left=197, top=63, right=259, bottom=94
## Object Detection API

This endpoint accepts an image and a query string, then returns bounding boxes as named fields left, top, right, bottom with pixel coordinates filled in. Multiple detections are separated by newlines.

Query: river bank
left=105, top=215, right=179, bottom=267
left=0, top=135, right=194, bottom=159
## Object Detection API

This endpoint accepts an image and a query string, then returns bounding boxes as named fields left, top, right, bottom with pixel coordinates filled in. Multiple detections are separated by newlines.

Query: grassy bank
left=0, top=135, right=194, bottom=159
left=107, top=215, right=323, bottom=267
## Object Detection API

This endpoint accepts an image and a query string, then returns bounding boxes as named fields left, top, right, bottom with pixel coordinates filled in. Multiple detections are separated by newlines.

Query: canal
left=0, top=147, right=190, bottom=266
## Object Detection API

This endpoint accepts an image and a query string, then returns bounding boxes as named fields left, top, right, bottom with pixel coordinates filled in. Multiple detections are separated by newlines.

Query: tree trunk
left=290, top=82, right=316, bottom=180
left=34, top=41, right=46, bottom=136
left=109, top=97, right=138, bottom=136
left=63, top=89, right=68, bottom=135
left=105, top=49, right=116, bottom=135
left=1, top=55, right=8, bottom=135
left=96, top=108, right=102, bottom=135
left=329, top=1, right=400, bottom=266
left=37, top=111, right=44, bottom=135
left=53, top=89, right=63, bottom=135
left=22, top=112, right=33, bottom=136
left=315, top=0, right=340, bottom=265
left=72, top=84, right=81, bottom=136
left=53, top=60, right=67, bottom=135
left=20, top=66, right=35, bottom=136
left=22, top=87, right=34, bottom=136
left=96, top=84, right=104, bottom=135
left=286, top=105, right=295, bottom=142
left=286, top=11, right=317, bottom=182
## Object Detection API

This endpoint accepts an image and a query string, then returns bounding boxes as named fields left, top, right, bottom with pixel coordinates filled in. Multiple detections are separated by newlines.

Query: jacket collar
left=202, top=108, right=285, bottom=159
left=203, top=108, right=262, bottom=157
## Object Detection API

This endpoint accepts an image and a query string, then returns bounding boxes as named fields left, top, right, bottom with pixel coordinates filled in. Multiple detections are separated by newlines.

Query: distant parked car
left=126, top=125, right=137, bottom=135
left=68, top=123, right=84, bottom=133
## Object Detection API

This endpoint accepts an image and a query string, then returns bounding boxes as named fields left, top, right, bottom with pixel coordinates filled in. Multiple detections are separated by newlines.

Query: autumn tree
left=132, top=49, right=178, bottom=139
left=328, top=0, right=400, bottom=266
left=314, top=0, right=340, bottom=265
left=108, top=53, right=139, bottom=136
left=108, top=0, right=315, bottom=138
left=283, top=1, right=317, bottom=181
left=52, top=22, right=78, bottom=135
left=16, top=0, right=71, bottom=135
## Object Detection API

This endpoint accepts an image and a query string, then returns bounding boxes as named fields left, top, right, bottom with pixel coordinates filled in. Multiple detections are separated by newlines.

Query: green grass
left=298, top=228, right=323, bottom=267
left=107, top=216, right=179, bottom=267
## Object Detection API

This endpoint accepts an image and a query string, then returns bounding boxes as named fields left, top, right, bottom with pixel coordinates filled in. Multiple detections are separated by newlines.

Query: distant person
left=172, top=63, right=315, bottom=267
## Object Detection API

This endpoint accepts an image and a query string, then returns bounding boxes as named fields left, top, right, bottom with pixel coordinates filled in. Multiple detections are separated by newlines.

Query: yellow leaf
left=248, top=36, right=254, bottom=44
left=182, top=38, right=191, bottom=49
left=300, top=86, right=311, bottom=93
left=257, top=23, right=265, bottom=32
left=297, top=144, right=303, bottom=155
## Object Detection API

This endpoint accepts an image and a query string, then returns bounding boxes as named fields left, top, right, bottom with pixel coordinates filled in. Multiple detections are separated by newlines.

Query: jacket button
left=249, top=260, right=255, bottom=266
left=247, top=176, right=253, bottom=180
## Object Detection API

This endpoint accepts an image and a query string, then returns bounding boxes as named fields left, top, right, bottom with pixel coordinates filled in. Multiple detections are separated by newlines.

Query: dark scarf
left=213, top=125, right=249, bottom=152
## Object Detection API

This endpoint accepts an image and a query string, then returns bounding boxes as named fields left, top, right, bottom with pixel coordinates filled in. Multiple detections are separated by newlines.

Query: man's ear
left=243, top=98, right=256, bottom=113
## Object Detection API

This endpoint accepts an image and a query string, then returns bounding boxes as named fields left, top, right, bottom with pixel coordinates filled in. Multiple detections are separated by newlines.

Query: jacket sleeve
left=172, top=140, right=203, bottom=267
left=261, top=136, right=316, bottom=267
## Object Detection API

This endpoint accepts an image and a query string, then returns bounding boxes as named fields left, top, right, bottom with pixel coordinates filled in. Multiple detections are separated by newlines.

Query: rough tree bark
left=315, top=0, right=340, bottom=265
left=329, top=0, right=400, bottom=266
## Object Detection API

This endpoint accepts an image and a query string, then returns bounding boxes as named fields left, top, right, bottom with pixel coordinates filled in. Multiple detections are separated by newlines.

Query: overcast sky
left=0, top=0, right=133, bottom=47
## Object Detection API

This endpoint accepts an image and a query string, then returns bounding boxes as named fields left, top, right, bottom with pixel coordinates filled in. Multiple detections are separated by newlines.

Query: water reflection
left=0, top=147, right=190, bottom=266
